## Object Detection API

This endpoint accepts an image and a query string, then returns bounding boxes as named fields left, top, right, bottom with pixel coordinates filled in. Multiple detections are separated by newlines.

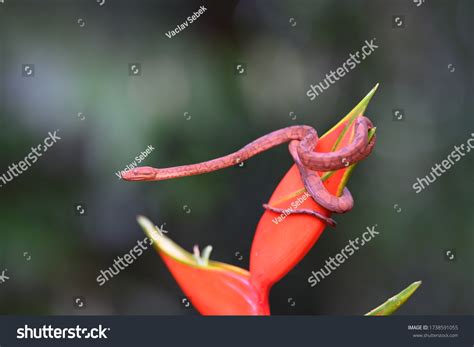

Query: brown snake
left=122, top=116, right=376, bottom=227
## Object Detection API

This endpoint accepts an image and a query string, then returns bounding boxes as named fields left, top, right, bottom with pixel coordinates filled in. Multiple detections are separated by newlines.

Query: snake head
left=122, top=166, right=156, bottom=181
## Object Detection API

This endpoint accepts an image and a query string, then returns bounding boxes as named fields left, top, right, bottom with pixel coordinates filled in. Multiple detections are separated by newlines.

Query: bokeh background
left=0, top=0, right=472, bottom=315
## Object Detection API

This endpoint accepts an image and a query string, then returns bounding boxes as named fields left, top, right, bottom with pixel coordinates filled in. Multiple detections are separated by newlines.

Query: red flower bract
left=138, top=85, right=379, bottom=315
left=249, top=104, right=373, bottom=294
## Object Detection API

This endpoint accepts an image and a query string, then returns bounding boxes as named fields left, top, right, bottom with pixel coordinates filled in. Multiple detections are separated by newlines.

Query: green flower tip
left=353, top=83, right=379, bottom=117
left=365, top=280, right=422, bottom=316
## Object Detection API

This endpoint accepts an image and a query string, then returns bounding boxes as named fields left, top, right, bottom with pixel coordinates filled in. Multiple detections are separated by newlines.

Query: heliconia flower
left=249, top=84, right=379, bottom=294
left=137, top=216, right=269, bottom=315
left=136, top=84, right=421, bottom=315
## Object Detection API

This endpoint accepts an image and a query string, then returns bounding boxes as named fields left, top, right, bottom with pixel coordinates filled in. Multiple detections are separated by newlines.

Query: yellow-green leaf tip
left=365, top=280, right=422, bottom=316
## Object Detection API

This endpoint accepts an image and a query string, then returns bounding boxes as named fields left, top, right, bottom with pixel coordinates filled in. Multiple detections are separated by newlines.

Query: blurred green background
left=0, top=0, right=473, bottom=315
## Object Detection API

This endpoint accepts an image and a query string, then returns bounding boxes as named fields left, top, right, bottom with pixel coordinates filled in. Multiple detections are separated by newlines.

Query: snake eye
left=133, top=167, right=155, bottom=178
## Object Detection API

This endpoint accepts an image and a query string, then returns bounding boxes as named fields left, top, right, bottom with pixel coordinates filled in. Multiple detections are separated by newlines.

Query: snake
left=122, top=116, right=376, bottom=227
